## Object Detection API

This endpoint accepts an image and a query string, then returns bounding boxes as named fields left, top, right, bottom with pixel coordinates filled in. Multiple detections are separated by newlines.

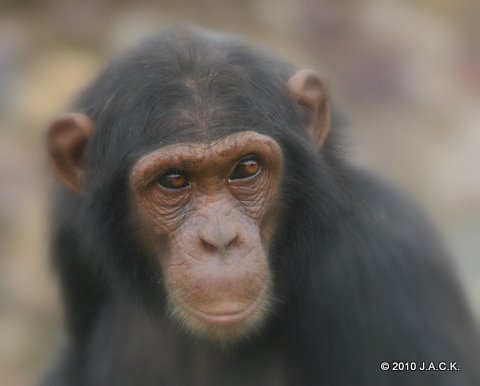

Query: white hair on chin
left=165, top=280, right=278, bottom=347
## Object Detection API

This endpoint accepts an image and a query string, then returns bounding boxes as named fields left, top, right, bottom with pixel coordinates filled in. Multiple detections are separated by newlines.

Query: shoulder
left=335, top=166, right=451, bottom=268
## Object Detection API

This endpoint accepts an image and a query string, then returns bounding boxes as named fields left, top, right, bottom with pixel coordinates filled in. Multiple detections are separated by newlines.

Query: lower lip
left=181, top=299, right=260, bottom=325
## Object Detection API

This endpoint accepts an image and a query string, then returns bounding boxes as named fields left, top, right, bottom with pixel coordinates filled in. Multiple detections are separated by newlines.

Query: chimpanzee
left=44, top=27, right=479, bottom=386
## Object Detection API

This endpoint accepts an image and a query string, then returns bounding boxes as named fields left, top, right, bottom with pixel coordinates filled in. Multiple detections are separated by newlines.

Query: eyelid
left=156, top=169, right=190, bottom=191
left=229, top=155, right=262, bottom=181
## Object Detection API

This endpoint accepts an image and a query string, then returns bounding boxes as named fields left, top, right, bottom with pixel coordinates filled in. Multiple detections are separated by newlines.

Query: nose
left=199, top=224, right=239, bottom=254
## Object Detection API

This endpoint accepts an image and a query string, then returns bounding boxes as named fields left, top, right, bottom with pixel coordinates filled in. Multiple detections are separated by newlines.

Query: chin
left=166, top=286, right=276, bottom=346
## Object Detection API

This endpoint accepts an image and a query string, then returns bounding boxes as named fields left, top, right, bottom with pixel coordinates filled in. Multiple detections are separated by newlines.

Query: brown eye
left=157, top=170, right=190, bottom=190
left=230, top=156, right=262, bottom=181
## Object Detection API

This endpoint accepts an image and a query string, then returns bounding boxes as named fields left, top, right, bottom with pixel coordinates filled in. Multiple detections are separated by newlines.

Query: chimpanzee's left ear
left=287, top=69, right=331, bottom=148
left=47, top=113, right=94, bottom=194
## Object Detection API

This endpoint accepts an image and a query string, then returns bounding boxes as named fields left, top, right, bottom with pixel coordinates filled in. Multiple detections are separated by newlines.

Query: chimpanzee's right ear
left=47, top=113, right=94, bottom=194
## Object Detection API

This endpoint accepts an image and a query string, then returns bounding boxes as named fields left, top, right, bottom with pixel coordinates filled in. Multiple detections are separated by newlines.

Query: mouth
left=179, top=297, right=262, bottom=325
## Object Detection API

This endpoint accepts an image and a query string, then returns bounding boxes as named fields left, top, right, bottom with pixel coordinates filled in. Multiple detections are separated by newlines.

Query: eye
left=156, top=170, right=190, bottom=190
left=230, top=156, right=262, bottom=181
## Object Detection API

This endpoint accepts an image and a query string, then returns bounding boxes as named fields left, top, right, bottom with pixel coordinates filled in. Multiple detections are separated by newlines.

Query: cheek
left=133, top=190, right=191, bottom=233
left=129, top=195, right=190, bottom=259
left=260, top=206, right=282, bottom=248
left=129, top=213, right=168, bottom=265
left=232, top=177, right=281, bottom=239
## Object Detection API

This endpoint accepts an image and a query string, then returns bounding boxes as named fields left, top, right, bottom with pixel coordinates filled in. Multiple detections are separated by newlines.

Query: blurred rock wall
left=0, top=1, right=478, bottom=385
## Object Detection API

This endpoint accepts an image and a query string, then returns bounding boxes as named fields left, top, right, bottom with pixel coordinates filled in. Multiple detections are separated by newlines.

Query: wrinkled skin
left=129, top=132, right=283, bottom=341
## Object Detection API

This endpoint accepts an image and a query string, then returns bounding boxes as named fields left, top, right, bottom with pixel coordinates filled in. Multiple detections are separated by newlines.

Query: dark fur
left=45, top=28, right=480, bottom=386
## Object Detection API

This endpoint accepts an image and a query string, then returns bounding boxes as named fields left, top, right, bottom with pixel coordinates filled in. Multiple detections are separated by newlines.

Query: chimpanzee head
left=47, top=28, right=333, bottom=344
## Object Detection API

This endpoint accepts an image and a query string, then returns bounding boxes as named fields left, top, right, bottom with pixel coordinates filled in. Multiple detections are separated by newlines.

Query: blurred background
left=0, top=0, right=478, bottom=384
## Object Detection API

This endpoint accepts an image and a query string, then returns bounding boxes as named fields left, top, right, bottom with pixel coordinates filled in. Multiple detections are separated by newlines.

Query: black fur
left=45, top=28, right=480, bottom=386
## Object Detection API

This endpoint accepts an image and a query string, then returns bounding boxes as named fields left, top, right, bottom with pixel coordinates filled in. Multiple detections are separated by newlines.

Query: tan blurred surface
left=0, top=1, right=479, bottom=385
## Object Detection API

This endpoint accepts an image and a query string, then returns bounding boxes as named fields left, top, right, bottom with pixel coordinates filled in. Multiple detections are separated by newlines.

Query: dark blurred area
left=0, top=0, right=478, bottom=384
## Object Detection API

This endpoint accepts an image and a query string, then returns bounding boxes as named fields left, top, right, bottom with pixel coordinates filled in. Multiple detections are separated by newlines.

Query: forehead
left=135, top=131, right=279, bottom=166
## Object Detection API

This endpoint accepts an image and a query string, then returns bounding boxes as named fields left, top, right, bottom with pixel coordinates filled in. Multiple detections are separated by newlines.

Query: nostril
left=201, top=238, right=217, bottom=252
left=225, top=235, right=238, bottom=250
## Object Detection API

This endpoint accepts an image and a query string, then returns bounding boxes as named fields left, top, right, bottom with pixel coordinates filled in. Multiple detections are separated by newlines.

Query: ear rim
left=287, top=69, right=331, bottom=148
left=47, top=113, right=94, bottom=194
